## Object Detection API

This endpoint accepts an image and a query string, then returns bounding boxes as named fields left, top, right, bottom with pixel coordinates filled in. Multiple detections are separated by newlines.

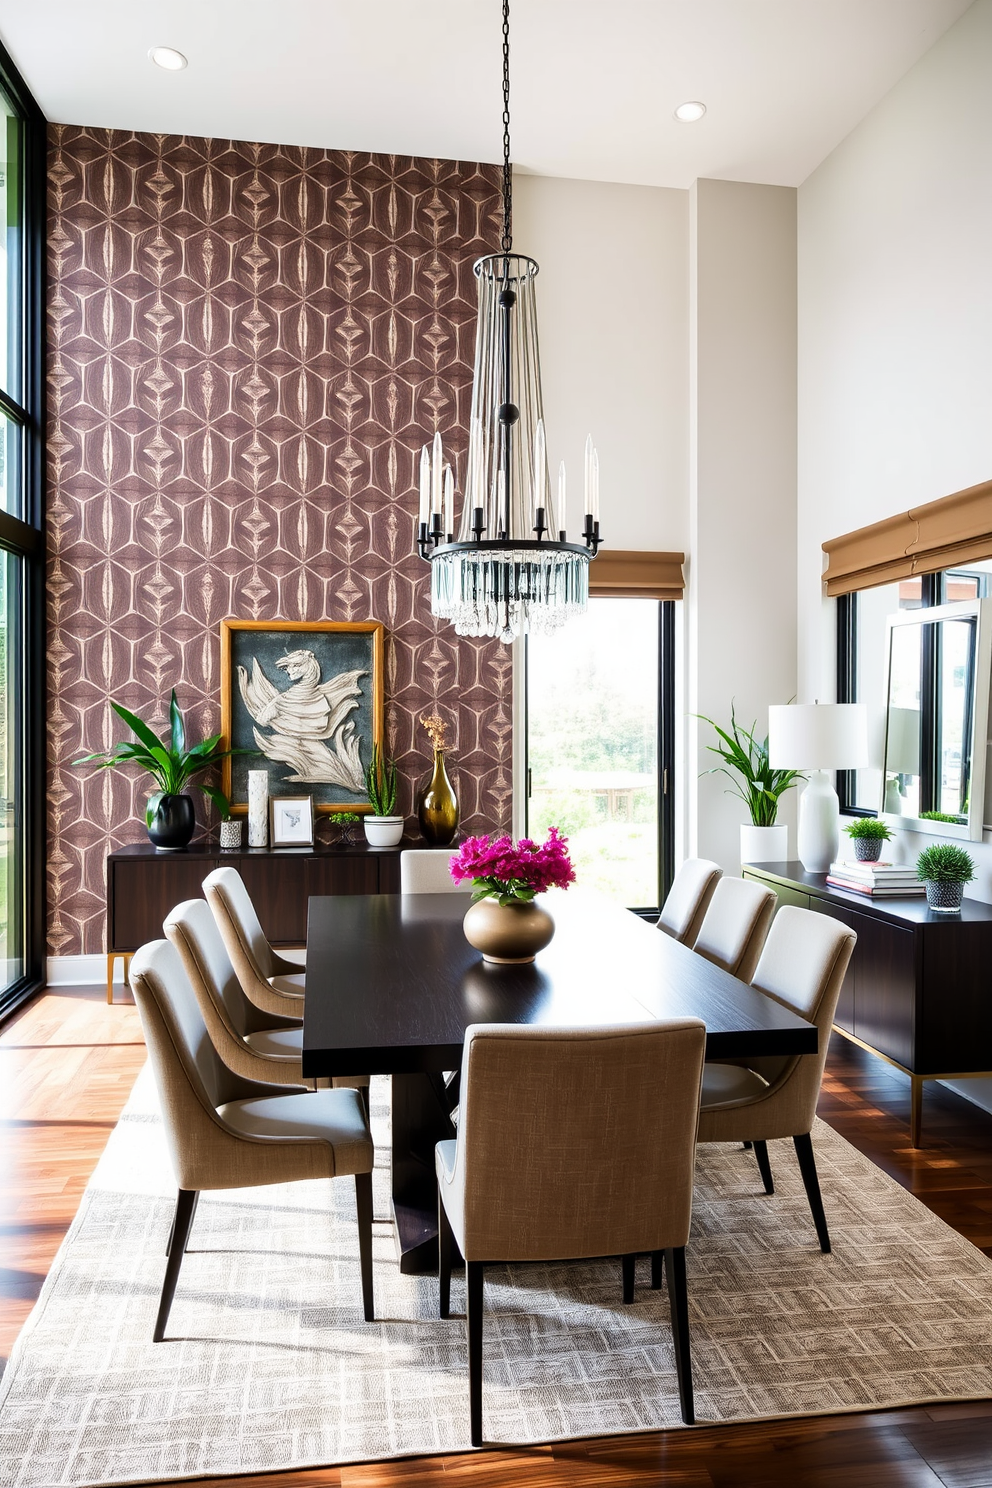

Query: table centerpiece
left=450, top=827, right=575, bottom=963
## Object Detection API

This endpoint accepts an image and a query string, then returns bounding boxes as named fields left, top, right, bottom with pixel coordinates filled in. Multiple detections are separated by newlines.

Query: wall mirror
left=881, top=598, right=992, bottom=840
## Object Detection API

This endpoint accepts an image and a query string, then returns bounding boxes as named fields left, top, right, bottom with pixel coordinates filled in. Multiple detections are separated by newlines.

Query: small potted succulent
left=364, top=743, right=403, bottom=847
left=843, top=817, right=892, bottom=862
left=217, top=796, right=242, bottom=850
left=916, top=843, right=975, bottom=912
left=329, top=810, right=362, bottom=846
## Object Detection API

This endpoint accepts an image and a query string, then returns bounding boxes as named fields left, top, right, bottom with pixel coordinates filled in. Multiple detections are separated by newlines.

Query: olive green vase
left=417, top=748, right=459, bottom=846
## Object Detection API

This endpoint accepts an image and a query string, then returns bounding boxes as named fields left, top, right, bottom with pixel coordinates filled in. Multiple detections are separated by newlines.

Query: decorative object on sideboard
left=916, top=843, right=975, bottom=913
left=451, top=827, right=575, bottom=964
left=73, top=689, right=242, bottom=851
left=697, top=706, right=804, bottom=867
left=413, top=0, right=602, bottom=643
left=363, top=744, right=404, bottom=847
left=768, top=703, right=869, bottom=873
left=220, top=619, right=385, bottom=815
left=843, top=816, right=892, bottom=862
left=269, top=795, right=315, bottom=848
left=247, top=771, right=269, bottom=848
left=329, top=811, right=362, bottom=846
left=217, top=797, right=242, bottom=851
left=418, top=712, right=459, bottom=846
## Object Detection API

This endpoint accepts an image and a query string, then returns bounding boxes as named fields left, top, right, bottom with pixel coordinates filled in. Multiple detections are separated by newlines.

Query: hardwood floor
left=2, top=986, right=991, bottom=1486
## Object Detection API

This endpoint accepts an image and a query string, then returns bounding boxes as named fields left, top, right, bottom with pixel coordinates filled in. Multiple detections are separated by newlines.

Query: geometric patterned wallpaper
left=46, top=126, right=508, bottom=956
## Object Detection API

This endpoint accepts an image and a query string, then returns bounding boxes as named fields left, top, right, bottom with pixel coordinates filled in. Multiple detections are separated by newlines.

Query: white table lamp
left=768, top=703, right=869, bottom=873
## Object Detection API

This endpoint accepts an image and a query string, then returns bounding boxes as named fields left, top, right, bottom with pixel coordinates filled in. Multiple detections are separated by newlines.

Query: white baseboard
left=46, top=954, right=115, bottom=987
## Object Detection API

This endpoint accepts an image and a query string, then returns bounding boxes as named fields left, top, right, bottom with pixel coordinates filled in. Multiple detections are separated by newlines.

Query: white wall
left=798, top=0, right=992, bottom=1109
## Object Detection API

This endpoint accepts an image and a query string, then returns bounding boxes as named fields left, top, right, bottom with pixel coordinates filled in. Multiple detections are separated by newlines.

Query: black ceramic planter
left=147, top=793, right=195, bottom=850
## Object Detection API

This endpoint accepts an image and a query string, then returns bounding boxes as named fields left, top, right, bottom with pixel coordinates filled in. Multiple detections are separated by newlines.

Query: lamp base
left=798, top=770, right=840, bottom=874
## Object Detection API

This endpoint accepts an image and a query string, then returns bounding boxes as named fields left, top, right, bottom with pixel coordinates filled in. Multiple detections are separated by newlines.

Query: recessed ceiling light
left=149, top=46, right=188, bottom=71
left=674, top=101, right=706, bottom=123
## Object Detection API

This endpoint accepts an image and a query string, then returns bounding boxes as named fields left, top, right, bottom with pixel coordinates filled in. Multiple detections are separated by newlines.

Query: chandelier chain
left=501, top=0, right=512, bottom=254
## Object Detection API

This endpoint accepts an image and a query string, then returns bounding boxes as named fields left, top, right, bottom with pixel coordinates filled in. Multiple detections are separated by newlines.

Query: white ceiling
left=0, top=0, right=974, bottom=189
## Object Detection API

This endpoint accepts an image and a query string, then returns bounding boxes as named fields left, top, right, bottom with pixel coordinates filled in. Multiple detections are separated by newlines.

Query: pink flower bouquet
left=449, top=827, right=576, bottom=906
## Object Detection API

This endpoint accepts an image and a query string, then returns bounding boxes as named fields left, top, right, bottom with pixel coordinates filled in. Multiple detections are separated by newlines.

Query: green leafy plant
left=365, top=743, right=398, bottom=816
left=74, top=690, right=247, bottom=830
left=697, top=707, right=804, bottom=827
left=916, top=843, right=975, bottom=884
left=329, top=812, right=361, bottom=826
left=844, top=818, right=892, bottom=841
left=920, top=810, right=964, bottom=824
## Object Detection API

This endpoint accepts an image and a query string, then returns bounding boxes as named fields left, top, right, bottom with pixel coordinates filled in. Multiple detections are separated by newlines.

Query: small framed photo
left=269, top=796, right=315, bottom=848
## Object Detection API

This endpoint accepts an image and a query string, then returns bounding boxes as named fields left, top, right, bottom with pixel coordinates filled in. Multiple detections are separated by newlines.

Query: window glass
left=527, top=598, right=660, bottom=908
left=0, top=415, right=20, bottom=516
left=0, top=97, right=20, bottom=406
left=849, top=582, right=903, bottom=811
left=0, top=552, right=22, bottom=986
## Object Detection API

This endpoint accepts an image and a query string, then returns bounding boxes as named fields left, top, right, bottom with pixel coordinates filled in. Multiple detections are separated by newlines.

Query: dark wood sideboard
left=106, top=842, right=401, bottom=1003
left=743, top=860, right=992, bottom=1146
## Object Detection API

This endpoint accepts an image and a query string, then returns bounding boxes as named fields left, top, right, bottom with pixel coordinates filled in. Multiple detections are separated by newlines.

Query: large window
left=0, top=42, right=44, bottom=1019
left=526, top=598, right=675, bottom=914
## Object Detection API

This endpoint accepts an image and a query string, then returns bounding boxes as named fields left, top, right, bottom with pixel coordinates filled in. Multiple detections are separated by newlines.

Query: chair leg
left=467, top=1260, right=485, bottom=1448
left=664, top=1246, right=694, bottom=1426
left=793, top=1132, right=831, bottom=1253
left=355, top=1171, right=374, bottom=1321
left=742, top=1140, right=752, bottom=1150
left=155, top=1189, right=198, bottom=1342
left=752, top=1139, right=775, bottom=1194
left=165, top=1190, right=199, bottom=1256
left=621, top=1253, right=636, bottom=1304
left=438, top=1187, right=453, bottom=1319
left=650, top=1251, right=663, bottom=1290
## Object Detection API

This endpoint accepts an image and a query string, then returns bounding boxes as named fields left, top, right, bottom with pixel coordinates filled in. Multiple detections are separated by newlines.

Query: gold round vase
left=463, top=897, right=555, bottom=964
left=418, top=749, right=458, bottom=846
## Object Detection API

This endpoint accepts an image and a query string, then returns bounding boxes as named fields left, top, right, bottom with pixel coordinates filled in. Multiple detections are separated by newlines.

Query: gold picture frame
left=220, top=619, right=385, bottom=816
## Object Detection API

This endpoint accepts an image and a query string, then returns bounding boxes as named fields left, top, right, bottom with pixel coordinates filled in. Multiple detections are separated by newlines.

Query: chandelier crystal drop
left=415, top=0, right=601, bottom=643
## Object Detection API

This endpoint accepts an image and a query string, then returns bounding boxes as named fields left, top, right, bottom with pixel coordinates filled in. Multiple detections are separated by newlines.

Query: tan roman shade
left=822, top=477, right=992, bottom=596
left=588, top=549, right=685, bottom=600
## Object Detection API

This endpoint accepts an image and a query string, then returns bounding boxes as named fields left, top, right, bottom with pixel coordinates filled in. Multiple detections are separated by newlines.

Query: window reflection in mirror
left=937, top=617, right=977, bottom=820
left=883, top=622, right=922, bottom=818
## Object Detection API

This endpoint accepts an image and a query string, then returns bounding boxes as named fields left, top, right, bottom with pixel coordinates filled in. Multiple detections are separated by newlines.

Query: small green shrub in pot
left=364, top=743, right=403, bottom=847
left=916, top=843, right=975, bottom=913
left=843, top=817, right=892, bottom=863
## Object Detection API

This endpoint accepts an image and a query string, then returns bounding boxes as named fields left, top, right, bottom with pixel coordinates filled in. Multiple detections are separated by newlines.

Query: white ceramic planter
left=364, top=815, right=404, bottom=847
left=740, top=822, right=788, bottom=866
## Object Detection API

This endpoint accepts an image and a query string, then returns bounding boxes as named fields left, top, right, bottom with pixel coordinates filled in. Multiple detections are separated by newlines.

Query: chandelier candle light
left=415, top=0, right=602, bottom=642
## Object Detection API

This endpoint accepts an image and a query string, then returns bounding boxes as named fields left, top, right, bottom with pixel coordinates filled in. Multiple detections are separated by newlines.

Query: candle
left=467, top=419, right=479, bottom=507
left=557, top=461, right=566, bottom=529
left=584, top=433, right=594, bottom=516
left=431, top=431, right=443, bottom=514
left=533, top=418, right=546, bottom=522
left=592, top=446, right=600, bottom=524
left=443, top=464, right=454, bottom=540
left=418, top=445, right=431, bottom=527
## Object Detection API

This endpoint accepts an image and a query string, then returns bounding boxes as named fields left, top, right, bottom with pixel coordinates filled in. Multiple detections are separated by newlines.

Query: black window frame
left=0, top=38, right=45, bottom=1022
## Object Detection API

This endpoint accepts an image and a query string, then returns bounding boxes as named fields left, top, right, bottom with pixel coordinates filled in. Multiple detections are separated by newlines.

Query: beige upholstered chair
left=436, top=1019, right=707, bottom=1445
left=657, top=858, right=722, bottom=945
left=129, top=938, right=374, bottom=1341
left=400, top=849, right=464, bottom=894
left=697, top=906, right=856, bottom=1252
left=692, top=876, right=776, bottom=982
left=203, top=866, right=305, bottom=1018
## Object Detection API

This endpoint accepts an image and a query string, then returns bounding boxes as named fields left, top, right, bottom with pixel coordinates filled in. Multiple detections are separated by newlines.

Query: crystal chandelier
left=415, top=0, right=601, bottom=643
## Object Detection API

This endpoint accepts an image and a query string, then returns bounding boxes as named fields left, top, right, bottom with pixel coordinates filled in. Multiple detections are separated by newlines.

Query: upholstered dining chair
left=697, top=905, right=856, bottom=1252
left=400, top=849, right=465, bottom=894
left=203, top=866, right=305, bottom=1018
left=436, top=1018, right=707, bottom=1446
left=656, top=858, right=722, bottom=945
left=691, top=876, right=777, bottom=982
left=129, top=938, right=374, bottom=1341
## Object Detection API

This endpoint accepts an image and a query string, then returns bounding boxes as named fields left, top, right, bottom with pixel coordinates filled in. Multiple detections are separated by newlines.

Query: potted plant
left=450, top=827, right=576, bottom=964
left=843, top=817, right=892, bottom=862
left=916, top=843, right=975, bottom=912
left=698, top=707, right=804, bottom=865
left=216, top=796, right=243, bottom=850
left=74, top=690, right=244, bottom=850
left=364, top=743, right=404, bottom=847
left=329, top=810, right=362, bottom=846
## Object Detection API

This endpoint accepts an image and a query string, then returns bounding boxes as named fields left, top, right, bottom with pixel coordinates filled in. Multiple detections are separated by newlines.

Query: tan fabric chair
left=697, top=905, right=857, bottom=1252
left=129, top=938, right=374, bottom=1340
left=692, top=875, right=776, bottom=982
left=400, top=849, right=465, bottom=894
left=203, top=866, right=305, bottom=1017
left=436, top=1019, right=707, bottom=1445
left=657, top=858, right=722, bottom=945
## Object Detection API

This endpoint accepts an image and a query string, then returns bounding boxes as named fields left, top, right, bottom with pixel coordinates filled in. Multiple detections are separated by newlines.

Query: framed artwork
left=269, top=795, right=315, bottom=847
left=220, top=620, right=385, bottom=816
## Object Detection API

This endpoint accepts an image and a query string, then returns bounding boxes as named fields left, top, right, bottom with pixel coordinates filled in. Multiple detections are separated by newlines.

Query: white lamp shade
left=768, top=703, right=869, bottom=771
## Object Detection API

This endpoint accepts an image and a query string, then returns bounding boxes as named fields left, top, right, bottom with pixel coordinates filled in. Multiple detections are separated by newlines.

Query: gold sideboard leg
left=910, top=1075, right=924, bottom=1148
left=107, top=953, right=115, bottom=1005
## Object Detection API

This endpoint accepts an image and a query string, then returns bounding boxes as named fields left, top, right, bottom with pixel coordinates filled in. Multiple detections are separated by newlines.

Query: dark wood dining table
left=303, top=889, right=818, bottom=1273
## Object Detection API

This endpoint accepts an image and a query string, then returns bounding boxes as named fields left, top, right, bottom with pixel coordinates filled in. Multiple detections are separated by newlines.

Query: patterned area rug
left=2, top=1068, right=992, bottom=1487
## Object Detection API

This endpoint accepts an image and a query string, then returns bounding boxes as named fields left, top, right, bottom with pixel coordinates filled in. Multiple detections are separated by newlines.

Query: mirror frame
left=879, top=597, right=992, bottom=841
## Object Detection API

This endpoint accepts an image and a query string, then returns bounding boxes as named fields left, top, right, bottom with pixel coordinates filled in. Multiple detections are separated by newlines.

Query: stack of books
left=826, top=860, right=925, bottom=897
